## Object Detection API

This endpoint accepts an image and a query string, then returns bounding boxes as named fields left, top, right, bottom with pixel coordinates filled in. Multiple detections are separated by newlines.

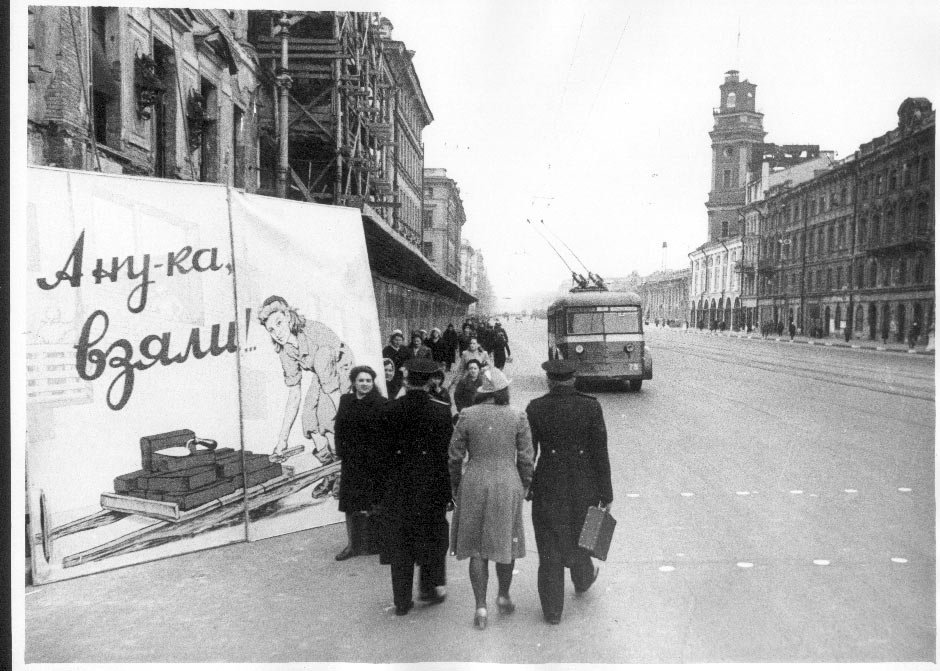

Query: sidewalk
left=680, top=327, right=934, bottom=356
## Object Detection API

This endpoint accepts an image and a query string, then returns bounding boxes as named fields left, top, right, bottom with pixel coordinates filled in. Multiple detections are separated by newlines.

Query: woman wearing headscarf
left=334, top=365, right=386, bottom=560
left=425, top=328, right=450, bottom=368
left=383, top=357, right=404, bottom=401
left=382, top=330, right=409, bottom=390
left=448, top=368, right=534, bottom=630
left=450, top=337, right=490, bottom=389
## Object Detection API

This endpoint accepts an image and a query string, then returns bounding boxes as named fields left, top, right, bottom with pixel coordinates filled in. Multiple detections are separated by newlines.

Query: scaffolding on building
left=249, top=12, right=400, bottom=229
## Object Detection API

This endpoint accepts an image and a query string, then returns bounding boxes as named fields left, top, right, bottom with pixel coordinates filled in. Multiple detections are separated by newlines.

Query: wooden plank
left=61, top=462, right=340, bottom=568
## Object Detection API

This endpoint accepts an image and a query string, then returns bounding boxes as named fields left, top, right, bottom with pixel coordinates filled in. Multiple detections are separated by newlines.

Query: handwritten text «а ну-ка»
left=35, top=230, right=238, bottom=411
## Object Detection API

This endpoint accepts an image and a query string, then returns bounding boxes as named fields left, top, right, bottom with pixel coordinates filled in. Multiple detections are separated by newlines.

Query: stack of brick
left=112, top=430, right=283, bottom=511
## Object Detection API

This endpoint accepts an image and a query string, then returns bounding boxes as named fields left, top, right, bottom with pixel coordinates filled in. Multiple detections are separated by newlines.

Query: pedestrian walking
left=457, top=324, right=474, bottom=358
left=788, top=319, right=796, bottom=341
left=425, top=328, right=450, bottom=368
left=881, top=313, right=890, bottom=344
left=449, top=368, right=534, bottom=630
left=492, top=329, right=512, bottom=370
left=406, top=331, right=433, bottom=361
left=453, top=359, right=484, bottom=413
left=525, top=360, right=613, bottom=625
left=382, top=330, right=409, bottom=389
left=383, top=358, right=403, bottom=400
left=429, top=368, right=452, bottom=408
left=442, top=324, right=460, bottom=371
left=378, top=357, right=454, bottom=615
left=334, top=365, right=386, bottom=561
left=451, top=337, right=491, bottom=387
left=909, top=320, right=921, bottom=349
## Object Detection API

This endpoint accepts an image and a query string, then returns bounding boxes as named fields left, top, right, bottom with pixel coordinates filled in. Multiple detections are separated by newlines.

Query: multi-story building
left=739, top=152, right=835, bottom=330
left=689, top=70, right=766, bottom=330
left=639, top=269, right=691, bottom=325
left=423, top=168, right=466, bottom=282
left=29, top=8, right=262, bottom=185
left=28, top=8, right=476, bottom=339
left=756, top=98, right=934, bottom=342
left=459, top=239, right=477, bottom=295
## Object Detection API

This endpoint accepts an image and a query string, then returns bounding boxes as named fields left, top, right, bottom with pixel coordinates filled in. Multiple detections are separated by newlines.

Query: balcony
left=864, top=229, right=933, bottom=257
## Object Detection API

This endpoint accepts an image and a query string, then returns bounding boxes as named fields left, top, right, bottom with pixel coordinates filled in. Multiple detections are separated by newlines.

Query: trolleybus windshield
left=567, top=307, right=641, bottom=335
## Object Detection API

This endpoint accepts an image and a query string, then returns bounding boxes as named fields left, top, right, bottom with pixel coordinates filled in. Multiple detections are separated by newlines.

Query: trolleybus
left=547, top=288, right=652, bottom=391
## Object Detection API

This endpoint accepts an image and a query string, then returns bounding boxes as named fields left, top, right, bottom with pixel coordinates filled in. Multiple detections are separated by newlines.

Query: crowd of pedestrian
left=325, top=317, right=613, bottom=629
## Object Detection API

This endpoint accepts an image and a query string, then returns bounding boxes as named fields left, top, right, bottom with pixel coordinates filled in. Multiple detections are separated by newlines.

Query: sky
left=371, top=0, right=940, bottom=311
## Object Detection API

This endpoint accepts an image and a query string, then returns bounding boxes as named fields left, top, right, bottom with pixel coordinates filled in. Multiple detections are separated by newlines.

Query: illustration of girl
left=258, top=295, right=354, bottom=498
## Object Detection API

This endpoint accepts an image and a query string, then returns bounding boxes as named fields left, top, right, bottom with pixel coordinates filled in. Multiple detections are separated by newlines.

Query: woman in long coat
left=333, top=365, right=386, bottom=560
left=448, top=368, right=534, bottom=629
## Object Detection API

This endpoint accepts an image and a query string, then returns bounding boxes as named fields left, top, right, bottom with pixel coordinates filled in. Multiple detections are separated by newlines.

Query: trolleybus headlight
left=575, top=344, right=584, bottom=354
left=625, top=344, right=634, bottom=354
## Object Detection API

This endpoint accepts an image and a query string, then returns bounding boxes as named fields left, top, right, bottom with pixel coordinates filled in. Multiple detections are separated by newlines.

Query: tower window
left=721, top=221, right=729, bottom=237
left=723, top=170, right=732, bottom=188
left=727, top=92, right=737, bottom=108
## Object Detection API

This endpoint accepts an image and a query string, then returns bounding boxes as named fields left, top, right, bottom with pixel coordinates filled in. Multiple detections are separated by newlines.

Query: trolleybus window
left=567, top=307, right=641, bottom=335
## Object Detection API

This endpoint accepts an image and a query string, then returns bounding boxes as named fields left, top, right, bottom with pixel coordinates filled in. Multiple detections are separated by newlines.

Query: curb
left=679, top=329, right=934, bottom=356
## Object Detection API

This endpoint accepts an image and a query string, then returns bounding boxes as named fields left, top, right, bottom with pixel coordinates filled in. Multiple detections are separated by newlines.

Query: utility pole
left=275, top=12, right=292, bottom=199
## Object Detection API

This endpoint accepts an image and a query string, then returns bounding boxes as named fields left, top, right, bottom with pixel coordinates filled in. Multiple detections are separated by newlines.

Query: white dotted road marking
left=680, top=492, right=694, bottom=497
left=626, top=493, right=640, bottom=498
left=736, top=562, right=754, bottom=568
left=809, top=494, right=818, bottom=497
left=676, top=553, right=686, bottom=557
left=512, top=569, right=520, bottom=575
left=898, top=487, right=912, bottom=493
left=844, top=489, right=858, bottom=493
left=735, top=491, right=750, bottom=496
left=658, top=565, right=676, bottom=572
left=891, top=557, right=909, bottom=564
left=789, top=490, right=803, bottom=494
left=813, top=559, right=831, bottom=566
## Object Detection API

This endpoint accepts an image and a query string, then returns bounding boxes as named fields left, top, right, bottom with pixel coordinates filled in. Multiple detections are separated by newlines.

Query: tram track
left=654, top=335, right=934, bottom=403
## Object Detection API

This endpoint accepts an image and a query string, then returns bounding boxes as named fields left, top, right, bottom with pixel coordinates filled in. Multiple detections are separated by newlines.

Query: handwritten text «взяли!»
left=36, top=230, right=238, bottom=411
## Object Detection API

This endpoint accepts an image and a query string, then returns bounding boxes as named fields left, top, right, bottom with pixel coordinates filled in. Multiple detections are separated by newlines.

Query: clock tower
left=707, top=70, right=765, bottom=242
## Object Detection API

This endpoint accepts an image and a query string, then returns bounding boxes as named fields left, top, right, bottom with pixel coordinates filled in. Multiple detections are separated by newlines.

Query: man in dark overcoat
left=525, top=360, right=613, bottom=625
left=379, top=357, right=454, bottom=615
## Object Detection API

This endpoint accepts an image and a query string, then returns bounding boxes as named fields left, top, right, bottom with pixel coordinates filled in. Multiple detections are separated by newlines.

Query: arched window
left=727, top=92, right=737, bottom=108
left=889, top=168, right=898, bottom=191
left=856, top=262, right=864, bottom=288
left=869, top=260, right=878, bottom=287
left=898, top=259, right=907, bottom=285
left=900, top=205, right=911, bottom=233
left=836, top=267, right=843, bottom=290
left=858, top=216, right=867, bottom=244
left=903, top=162, right=912, bottom=186
left=871, top=214, right=881, bottom=240
left=816, top=229, right=824, bottom=256
left=826, top=268, right=833, bottom=289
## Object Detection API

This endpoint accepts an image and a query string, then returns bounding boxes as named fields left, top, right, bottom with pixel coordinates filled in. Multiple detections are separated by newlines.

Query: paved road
left=24, top=318, right=935, bottom=663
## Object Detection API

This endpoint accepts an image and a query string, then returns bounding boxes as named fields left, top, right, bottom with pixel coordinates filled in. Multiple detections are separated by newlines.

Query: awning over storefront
left=360, top=204, right=476, bottom=305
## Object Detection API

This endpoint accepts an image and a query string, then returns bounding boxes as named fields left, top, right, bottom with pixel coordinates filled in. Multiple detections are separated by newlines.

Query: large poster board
left=24, top=167, right=383, bottom=583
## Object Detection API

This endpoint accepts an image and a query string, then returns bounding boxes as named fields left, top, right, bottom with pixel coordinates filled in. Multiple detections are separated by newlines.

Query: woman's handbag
left=577, top=504, right=616, bottom=561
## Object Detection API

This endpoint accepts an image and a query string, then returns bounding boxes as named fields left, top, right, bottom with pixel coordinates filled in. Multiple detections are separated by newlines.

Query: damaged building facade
left=27, top=8, right=475, bottom=339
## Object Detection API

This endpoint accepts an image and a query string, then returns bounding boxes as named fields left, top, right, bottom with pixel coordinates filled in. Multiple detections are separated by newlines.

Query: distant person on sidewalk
left=525, top=360, right=613, bottom=625
left=492, top=329, right=512, bottom=370
left=382, top=330, right=409, bottom=389
left=406, top=331, right=433, bottom=361
left=383, top=358, right=404, bottom=401
left=442, top=324, right=460, bottom=371
left=789, top=319, right=796, bottom=341
left=908, top=320, right=921, bottom=349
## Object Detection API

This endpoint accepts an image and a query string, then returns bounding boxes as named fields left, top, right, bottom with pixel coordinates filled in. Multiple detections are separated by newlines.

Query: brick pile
left=112, top=430, right=283, bottom=511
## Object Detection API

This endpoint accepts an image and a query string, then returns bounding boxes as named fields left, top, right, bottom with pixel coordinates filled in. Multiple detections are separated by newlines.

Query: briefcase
left=578, top=505, right=616, bottom=561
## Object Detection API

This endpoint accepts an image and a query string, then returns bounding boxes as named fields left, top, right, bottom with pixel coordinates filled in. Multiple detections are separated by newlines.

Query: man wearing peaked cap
left=525, top=359, right=613, bottom=625
left=378, top=352, right=453, bottom=615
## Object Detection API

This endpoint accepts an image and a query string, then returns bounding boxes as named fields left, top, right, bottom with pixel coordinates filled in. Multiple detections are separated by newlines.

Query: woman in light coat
left=448, top=368, right=534, bottom=630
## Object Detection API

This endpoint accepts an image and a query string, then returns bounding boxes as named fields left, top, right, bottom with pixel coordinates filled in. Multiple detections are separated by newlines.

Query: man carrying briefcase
left=525, top=360, right=614, bottom=625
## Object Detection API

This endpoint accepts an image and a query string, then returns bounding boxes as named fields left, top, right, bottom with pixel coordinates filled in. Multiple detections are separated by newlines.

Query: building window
left=861, top=179, right=869, bottom=199
left=898, top=259, right=907, bottom=285
left=152, top=39, right=176, bottom=179
left=811, top=199, right=817, bottom=216
left=827, top=268, right=833, bottom=290
left=871, top=214, right=880, bottom=240
left=198, top=78, right=219, bottom=182
left=916, top=202, right=930, bottom=233
left=903, top=162, right=913, bottom=186
left=856, top=262, right=864, bottom=288
left=885, top=209, right=895, bottom=238
left=889, top=168, right=898, bottom=191
left=90, top=7, right=118, bottom=148
left=232, top=104, right=244, bottom=188
left=836, top=267, right=843, bottom=290
left=727, top=92, right=737, bottom=108
left=423, top=241, right=434, bottom=259
left=723, top=170, right=732, bottom=188
left=721, top=221, right=729, bottom=237
left=827, top=226, right=834, bottom=253
left=875, top=174, right=884, bottom=194
left=837, top=222, right=845, bottom=248
left=914, top=257, right=925, bottom=284
left=858, top=217, right=867, bottom=244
